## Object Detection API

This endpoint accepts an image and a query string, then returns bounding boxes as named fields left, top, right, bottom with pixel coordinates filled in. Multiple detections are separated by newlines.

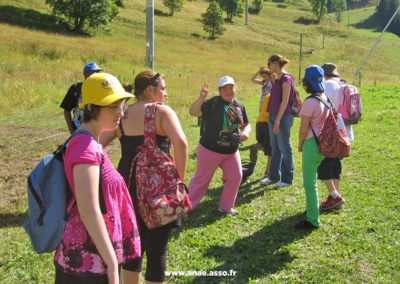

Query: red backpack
left=309, top=96, right=351, bottom=159
left=128, top=104, right=192, bottom=229
left=338, top=81, right=362, bottom=125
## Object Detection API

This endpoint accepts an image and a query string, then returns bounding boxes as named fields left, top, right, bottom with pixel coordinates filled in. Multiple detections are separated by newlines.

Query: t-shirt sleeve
left=60, top=84, right=78, bottom=111
left=201, top=98, right=213, bottom=116
left=64, top=134, right=103, bottom=169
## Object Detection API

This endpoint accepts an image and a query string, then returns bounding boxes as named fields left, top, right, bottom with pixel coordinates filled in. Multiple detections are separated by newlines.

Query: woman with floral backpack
left=102, top=70, right=188, bottom=284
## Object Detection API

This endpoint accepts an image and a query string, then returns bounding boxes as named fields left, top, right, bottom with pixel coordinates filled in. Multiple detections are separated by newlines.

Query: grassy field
left=0, top=0, right=399, bottom=283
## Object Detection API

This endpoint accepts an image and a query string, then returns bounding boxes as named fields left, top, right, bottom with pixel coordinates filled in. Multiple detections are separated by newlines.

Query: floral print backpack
left=129, top=103, right=192, bottom=229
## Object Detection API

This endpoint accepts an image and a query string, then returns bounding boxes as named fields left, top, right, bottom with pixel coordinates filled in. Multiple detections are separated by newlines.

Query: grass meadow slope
left=0, top=0, right=399, bottom=283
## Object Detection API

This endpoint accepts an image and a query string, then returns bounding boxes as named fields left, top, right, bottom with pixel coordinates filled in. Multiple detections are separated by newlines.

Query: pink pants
left=188, top=144, right=242, bottom=211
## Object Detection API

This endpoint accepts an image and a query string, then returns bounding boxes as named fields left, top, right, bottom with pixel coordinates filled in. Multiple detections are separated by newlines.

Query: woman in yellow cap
left=54, top=73, right=141, bottom=284
left=102, top=70, right=188, bottom=284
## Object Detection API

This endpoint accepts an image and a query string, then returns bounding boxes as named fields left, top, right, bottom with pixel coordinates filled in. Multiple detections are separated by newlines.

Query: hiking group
left=25, top=55, right=360, bottom=283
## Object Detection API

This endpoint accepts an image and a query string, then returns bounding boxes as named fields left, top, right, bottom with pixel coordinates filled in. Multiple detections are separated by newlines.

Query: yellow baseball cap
left=80, top=72, right=134, bottom=108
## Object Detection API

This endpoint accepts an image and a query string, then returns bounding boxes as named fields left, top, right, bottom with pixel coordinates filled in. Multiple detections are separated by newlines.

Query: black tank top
left=117, top=121, right=171, bottom=188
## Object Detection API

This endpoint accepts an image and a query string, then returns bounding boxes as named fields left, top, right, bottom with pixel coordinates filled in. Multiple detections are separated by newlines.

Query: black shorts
left=317, top=158, right=342, bottom=180
left=256, top=122, right=271, bottom=156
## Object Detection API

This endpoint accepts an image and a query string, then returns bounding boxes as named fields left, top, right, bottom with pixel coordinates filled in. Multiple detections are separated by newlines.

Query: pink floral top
left=54, top=133, right=141, bottom=275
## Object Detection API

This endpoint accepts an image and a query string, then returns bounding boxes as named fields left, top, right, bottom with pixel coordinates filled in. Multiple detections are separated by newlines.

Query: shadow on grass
left=353, top=12, right=384, bottom=33
left=0, top=5, right=76, bottom=35
left=293, top=16, right=319, bottom=25
left=179, top=178, right=267, bottom=233
left=154, top=9, right=170, bottom=17
left=0, top=212, right=27, bottom=228
left=191, top=213, right=312, bottom=283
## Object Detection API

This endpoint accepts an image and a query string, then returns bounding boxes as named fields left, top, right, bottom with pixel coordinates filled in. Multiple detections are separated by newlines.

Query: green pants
left=302, top=138, right=324, bottom=228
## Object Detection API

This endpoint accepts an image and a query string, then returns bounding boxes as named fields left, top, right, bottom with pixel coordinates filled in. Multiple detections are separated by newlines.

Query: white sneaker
left=260, top=178, right=277, bottom=186
left=273, top=182, right=292, bottom=188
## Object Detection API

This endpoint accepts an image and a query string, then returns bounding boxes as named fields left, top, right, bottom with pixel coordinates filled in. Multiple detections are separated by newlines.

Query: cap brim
left=79, top=91, right=133, bottom=108
left=311, top=82, right=324, bottom=92
left=219, top=83, right=235, bottom=88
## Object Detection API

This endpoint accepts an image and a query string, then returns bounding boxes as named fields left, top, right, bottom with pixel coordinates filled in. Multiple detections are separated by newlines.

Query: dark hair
left=302, top=77, right=318, bottom=94
left=133, top=70, right=164, bottom=97
left=82, top=104, right=102, bottom=123
left=260, top=68, right=272, bottom=76
left=268, top=54, right=289, bottom=68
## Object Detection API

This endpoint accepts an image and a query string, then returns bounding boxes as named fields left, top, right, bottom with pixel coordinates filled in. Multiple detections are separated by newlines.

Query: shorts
left=317, top=158, right=342, bottom=180
left=256, top=122, right=271, bottom=156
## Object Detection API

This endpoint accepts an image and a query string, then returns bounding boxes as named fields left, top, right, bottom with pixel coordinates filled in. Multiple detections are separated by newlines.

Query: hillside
left=1, top=0, right=399, bottom=127
left=1, top=1, right=400, bottom=283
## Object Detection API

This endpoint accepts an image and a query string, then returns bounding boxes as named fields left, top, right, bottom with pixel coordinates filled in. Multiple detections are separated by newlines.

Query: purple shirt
left=267, top=74, right=295, bottom=115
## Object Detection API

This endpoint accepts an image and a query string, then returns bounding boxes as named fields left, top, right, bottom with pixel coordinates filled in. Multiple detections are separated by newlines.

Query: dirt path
left=0, top=125, right=121, bottom=212
left=0, top=125, right=70, bottom=211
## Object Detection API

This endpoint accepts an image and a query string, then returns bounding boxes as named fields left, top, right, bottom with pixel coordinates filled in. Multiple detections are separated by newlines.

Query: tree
left=249, top=0, right=264, bottom=14
left=217, top=0, right=244, bottom=22
left=308, top=0, right=328, bottom=23
left=376, top=0, right=400, bottom=35
left=331, top=0, right=347, bottom=22
left=163, top=0, right=184, bottom=16
left=45, top=0, right=118, bottom=33
left=202, top=0, right=225, bottom=39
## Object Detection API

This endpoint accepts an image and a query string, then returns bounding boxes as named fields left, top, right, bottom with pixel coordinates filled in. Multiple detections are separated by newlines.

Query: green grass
left=1, top=0, right=400, bottom=283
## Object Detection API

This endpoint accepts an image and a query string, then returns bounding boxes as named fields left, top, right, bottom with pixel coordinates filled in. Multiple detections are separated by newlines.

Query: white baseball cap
left=219, top=76, right=235, bottom=88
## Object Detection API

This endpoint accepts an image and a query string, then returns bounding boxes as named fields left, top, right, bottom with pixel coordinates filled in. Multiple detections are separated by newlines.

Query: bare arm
left=64, top=110, right=75, bottom=134
left=272, top=81, right=291, bottom=134
left=240, top=122, right=251, bottom=141
left=298, top=115, right=311, bottom=152
left=160, top=106, right=188, bottom=182
left=251, top=68, right=264, bottom=85
left=189, top=83, right=208, bottom=117
left=73, top=164, right=119, bottom=284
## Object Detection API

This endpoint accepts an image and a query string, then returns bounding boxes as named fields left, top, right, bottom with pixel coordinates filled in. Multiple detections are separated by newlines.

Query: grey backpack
left=23, top=129, right=104, bottom=253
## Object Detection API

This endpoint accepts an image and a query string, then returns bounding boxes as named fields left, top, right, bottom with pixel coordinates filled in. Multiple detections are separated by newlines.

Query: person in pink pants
left=188, top=76, right=251, bottom=215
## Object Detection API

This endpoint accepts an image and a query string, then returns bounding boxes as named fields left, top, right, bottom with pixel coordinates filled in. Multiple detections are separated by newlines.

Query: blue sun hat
left=305, top=65, right=324, bottom=92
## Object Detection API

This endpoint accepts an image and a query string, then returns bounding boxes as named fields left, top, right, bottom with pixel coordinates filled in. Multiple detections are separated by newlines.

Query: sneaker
left=260, top=177, right=277, bottom=186
left=320, top=195, right=345, bottom=211
left=273, top=181, right=292, bottom=189
left=218, top=208, right=238, bottom=216
left=294, top=220, right=318, bottom=230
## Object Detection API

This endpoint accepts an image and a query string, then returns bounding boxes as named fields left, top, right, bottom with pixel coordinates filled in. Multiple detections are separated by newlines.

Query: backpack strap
left=305, top=94, right=335, bottom=146
left=59, top=129, right=107, bottom=214
left=143, top=103, right=159, bottom=146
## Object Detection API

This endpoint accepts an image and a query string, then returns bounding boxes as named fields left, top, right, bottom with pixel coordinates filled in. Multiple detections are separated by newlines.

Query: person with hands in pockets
left=188, top=76, right=251, bottom=216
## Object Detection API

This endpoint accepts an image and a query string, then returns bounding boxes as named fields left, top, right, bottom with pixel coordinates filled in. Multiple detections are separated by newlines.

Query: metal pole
left=299, top=34, right=303, bottom=84
left=146, top=0, right=154, bottom=69
left=322, top=33, right=325, bottom=49
left=355, top=5, right=400, bottom=77
left=245, top=0, right=248, bottom=25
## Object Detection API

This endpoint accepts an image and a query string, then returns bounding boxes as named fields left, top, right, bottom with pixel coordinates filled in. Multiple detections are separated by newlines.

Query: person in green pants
left=296, top=65, right=329, bottom=230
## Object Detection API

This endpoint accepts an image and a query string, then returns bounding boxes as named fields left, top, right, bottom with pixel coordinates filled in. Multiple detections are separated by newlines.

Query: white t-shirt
left=323, top=78, right=354, bottom=142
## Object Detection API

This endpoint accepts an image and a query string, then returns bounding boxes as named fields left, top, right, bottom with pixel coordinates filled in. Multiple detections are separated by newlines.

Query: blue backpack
left=23, top=129, right=103, bottom=253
